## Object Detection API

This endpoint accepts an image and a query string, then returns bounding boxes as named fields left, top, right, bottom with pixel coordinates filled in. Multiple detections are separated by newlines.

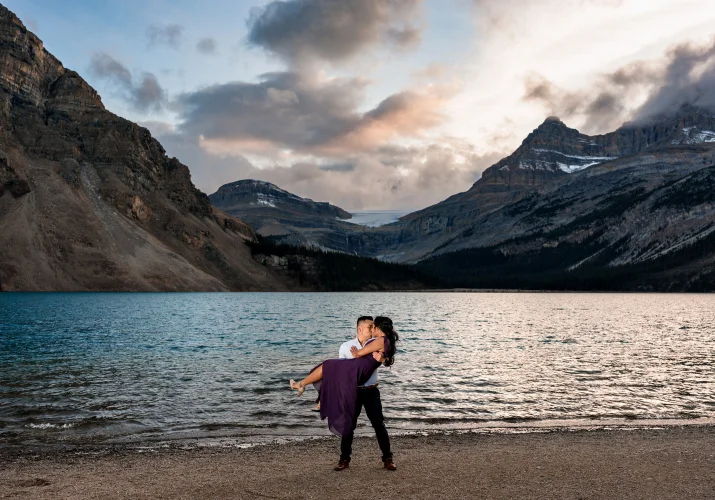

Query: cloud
left=146, top=23, right=184, bottom=49
left=149, top=121, right=504, bottom=210
left=472, top=0, right=624, bottom=34
left=174, top=71, right=451, bottom=157
left=247, top=0, right=422, bottom=66
left=522, top=37, right=715, bottom=131
left=196, top=37, right=217, bottom=55
left=88, top=53, right=165, bottom=112
left=522, top=73, right=636, bottom=132
left=634, top=39, right=715, bottom=120
left=132, top=73, right=165, bottom=112
left=88, top=52, right=132, bottom=86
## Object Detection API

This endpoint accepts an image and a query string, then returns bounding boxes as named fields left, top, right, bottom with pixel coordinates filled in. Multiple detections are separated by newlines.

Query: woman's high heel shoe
left=290, top=379, right=305, bottom=396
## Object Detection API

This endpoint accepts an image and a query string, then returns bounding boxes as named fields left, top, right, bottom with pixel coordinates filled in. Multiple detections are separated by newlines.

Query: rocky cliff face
left=477, top=104, right=715, bottom=192
left=0, top=4, right=290, bottom=291
left=208, top=179, right=375, bottom=253
left=366, top=104, right=715, bottom=263
left=477, top=117, right=616, bottom=190
left=417, top=143, right=715, bottom=291
left=202, top=100, right=715, bottom=278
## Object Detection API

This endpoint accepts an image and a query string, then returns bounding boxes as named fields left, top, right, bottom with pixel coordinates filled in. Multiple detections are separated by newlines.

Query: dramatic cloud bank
left=175, top=71, right=449, bottom=157
left=523, top=38, right=715, bottom=131
left=67, top=0, right=715, bottom=210
left=149, top=124, right=501, bottom=210
left=247, top=0, right=422, bottom=66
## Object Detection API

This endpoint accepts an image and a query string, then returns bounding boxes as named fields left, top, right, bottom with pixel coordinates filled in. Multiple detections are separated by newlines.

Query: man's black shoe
left=383, top=458, right=397, bottom=471
left=334, top=459, right=350, bottom=471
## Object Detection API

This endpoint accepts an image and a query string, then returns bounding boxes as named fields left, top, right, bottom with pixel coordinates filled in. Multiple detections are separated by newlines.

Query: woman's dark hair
left=373, top=316, right=399, bottom=367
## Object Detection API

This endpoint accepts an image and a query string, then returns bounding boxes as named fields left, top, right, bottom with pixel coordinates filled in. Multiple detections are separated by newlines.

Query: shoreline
left=2, top=426, right=714, bottom=499
left=2, top=289, right=714, bottom=293
left=3, top=418, right=713, bottom=461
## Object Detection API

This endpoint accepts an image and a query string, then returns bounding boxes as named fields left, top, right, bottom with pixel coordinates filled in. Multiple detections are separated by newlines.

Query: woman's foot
left=289, top=379, right=305, bottom=396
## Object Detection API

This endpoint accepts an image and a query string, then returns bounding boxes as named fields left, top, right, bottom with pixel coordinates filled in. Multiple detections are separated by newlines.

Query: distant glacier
left=346, top=210, right=413, bottom=227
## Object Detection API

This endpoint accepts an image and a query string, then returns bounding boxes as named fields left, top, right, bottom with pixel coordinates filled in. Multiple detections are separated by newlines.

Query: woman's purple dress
left=312, top=337, right=389, bottom=437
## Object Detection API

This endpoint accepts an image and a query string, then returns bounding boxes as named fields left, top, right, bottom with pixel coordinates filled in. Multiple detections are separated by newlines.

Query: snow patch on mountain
left=671, top=127, right=715, bottom=145
left=507, top=149, right=613, bottom=173
left=532, top=149, right=613, bottom=161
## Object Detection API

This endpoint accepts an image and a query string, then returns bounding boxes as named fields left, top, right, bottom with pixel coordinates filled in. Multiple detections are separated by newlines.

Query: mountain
left=480, top=104, right=715, bottom=191
left=416, top=145, right=715, bottom=291
left=406, top=108, right=715, bottom=291
left=209, top=179, right=352, bottom=241
left=213, top=104, right=715, bottom=290
left=208, top=179, right=391, bottom=254
left=372, top=104, right=715, bottom=263
left=0, top=4, right=291, bottom=291
left=207, top=104, right=715, bottom=279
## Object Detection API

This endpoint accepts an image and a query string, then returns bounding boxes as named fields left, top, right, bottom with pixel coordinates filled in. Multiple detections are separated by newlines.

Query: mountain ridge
left=2, top=2, right=714, bottom=291
left=0, top=4, right=292, bottom=291
left=215, top=104, right=715, bottom=291
left=475, top=103, right=715, bottom=192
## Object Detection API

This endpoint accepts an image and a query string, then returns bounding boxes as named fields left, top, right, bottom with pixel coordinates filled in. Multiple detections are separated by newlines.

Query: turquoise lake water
left=1, top=292, right=714, bottom=451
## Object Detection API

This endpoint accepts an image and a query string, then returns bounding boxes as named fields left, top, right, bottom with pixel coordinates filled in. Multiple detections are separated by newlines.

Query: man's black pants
left=340, top=386, right=392, bottom=462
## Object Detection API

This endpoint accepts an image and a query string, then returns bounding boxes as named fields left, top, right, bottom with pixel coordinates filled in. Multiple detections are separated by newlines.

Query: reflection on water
left=1, top=292, right=714, bottom=450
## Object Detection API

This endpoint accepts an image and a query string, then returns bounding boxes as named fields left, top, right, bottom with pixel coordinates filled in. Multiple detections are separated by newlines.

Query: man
left=334, top=316, right=397, bottom=472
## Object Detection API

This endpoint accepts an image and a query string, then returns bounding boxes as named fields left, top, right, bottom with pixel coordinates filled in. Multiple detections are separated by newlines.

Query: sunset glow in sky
left=7, top=0, right=715, bottom=210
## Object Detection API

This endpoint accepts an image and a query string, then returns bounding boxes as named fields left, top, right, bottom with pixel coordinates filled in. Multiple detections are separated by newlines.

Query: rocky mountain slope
left=4, top=2, right=712, bottom=292
left=212, top=105, right=715, bottom=270
left=216, top=104, right=715, bottom=290
left=208, top=179, right=394, bottom=255
left=0, top=4, right=291, bottom=291
left=417, top=142, right=715, bottom=291
left=210, top=180, right=351, bottom=221
left=477, top=104, right=715, bottom=190
left=374, top=104, right=715, bottom=263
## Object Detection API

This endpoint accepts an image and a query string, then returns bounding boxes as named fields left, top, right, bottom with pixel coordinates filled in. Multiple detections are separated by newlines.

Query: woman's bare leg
left=290, top=364, right=323, bottom=396
left=300, top=364, right=323, bottom=386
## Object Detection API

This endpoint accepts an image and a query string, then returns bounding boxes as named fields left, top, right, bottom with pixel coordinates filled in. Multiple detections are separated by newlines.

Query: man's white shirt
left=339, top=338, right=378, bottom=387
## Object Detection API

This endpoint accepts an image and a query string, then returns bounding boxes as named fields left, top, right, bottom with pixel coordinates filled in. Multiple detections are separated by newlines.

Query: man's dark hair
left=357, top=316, right=373, bottom=327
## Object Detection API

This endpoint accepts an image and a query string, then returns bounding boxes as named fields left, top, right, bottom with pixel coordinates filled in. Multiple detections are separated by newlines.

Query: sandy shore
left=2, top=426, right=714, bottom=499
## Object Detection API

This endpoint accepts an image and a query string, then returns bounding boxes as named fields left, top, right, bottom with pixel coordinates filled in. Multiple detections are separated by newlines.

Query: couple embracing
left=290, top=316, right=399, bottom=471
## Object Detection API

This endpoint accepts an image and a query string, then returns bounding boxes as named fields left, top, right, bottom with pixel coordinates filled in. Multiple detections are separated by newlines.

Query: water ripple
left=1, top=292, right=714, bottom=449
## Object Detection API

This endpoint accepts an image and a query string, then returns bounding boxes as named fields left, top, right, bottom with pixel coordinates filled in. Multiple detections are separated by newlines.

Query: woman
left=290, top=316, right=399, bottom=437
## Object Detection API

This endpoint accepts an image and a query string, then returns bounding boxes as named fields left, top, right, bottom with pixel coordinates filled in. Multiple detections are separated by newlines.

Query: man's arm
left=338, top=341, right=352, bottom=359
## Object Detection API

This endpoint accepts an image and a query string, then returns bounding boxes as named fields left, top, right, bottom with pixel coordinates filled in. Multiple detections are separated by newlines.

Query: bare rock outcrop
left=0, top=4, right=291, bottom=291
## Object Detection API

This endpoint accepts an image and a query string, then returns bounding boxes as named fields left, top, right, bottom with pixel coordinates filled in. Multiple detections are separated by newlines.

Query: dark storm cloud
left=523, top=38, right=715, bottom=132
left=146, top=23, right=184, bottom=49
left=88, top=53, right=165, bottom=112
left=634, top=39, right=715, bottom=121
left=246, top=0, right=422, bottom=65
left=174, top=71, right=446, bottom=155
left=196, top=37, right=217, bottom=55
left=175, top=72, right=364, bottom=151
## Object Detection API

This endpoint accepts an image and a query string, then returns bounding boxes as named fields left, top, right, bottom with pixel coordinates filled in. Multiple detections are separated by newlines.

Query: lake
left=1, top=292, right=714, bottom=452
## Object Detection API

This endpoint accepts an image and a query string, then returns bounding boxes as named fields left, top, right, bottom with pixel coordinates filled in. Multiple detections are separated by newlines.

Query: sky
left=6, top=0, right=715, bottom=211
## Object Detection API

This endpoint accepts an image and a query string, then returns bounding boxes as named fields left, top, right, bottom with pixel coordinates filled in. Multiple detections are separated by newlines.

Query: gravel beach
left=2, top=426, right=714, bottom=499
